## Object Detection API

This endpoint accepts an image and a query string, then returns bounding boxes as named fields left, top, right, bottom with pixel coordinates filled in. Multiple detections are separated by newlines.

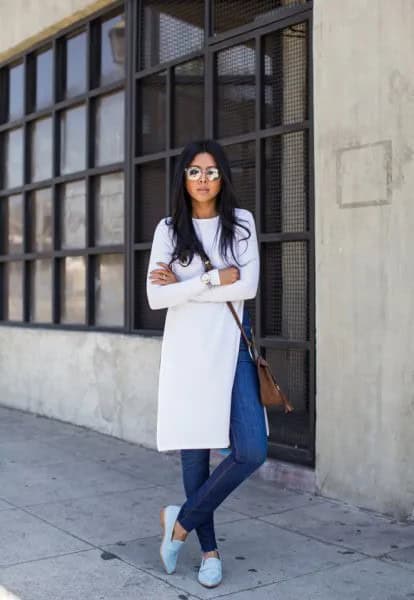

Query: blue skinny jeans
left=176, top=307, right=268, bottom=552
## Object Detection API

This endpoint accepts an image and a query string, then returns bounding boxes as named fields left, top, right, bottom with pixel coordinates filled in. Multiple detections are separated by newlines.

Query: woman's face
left=184, top=152, right=222, bottom=206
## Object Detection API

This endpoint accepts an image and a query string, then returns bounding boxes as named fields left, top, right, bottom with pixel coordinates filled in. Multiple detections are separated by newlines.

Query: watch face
left=201, top=273, right=210, bottom=283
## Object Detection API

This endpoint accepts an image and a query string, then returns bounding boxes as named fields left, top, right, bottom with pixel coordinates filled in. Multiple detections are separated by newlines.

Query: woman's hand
left=218, top=266, right=240, bottom=285
left=149, top=262, right=178, bottom=285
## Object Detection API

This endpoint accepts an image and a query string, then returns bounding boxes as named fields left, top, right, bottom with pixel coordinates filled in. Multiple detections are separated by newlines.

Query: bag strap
left=200, top=250, right=259, bottom=361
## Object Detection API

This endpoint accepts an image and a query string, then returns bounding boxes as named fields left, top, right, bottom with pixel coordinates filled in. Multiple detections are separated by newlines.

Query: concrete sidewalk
left=0, top=406, right=413, bottom=600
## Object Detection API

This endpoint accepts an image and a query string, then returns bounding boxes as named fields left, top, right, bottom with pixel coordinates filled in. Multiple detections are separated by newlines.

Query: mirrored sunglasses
left=184, top=166, right=221, bottom=181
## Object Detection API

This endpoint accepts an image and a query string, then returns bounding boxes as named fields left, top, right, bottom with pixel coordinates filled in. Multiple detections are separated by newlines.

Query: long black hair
left=165, top=139, right=251, bottom=269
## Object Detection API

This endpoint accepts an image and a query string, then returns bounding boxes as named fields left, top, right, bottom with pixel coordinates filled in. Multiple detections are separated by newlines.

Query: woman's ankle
left=202, top=549, right=219, bottom=559
left=172, top=519, right=188, bottom=541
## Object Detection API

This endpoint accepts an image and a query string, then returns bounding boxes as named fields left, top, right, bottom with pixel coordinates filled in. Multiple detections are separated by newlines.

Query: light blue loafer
left=198, top=553, right=223, bottom=588
left=160, top=505, right=184, bottom=574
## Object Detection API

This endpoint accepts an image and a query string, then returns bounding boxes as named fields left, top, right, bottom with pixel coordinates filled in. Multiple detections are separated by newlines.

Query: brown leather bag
left=201, top=253, right=294, bottom=413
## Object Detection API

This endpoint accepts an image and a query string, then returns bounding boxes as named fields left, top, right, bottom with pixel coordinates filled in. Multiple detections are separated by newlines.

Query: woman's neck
left=191, top=202, right=218, bottom=220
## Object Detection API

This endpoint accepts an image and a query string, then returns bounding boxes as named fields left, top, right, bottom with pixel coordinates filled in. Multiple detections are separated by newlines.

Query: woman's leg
left=175, top=342, right=267, bottom=535
left=180, top=449, right=218, bottom=552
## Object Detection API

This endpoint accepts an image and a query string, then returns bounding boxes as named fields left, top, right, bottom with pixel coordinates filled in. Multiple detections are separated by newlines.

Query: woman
left=146, top=139, right=269, bottom=589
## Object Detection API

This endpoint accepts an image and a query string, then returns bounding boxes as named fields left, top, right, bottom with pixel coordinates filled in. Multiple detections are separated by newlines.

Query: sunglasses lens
left=207, top=168, right=220, bottom=181
left=186, top=167, right=201, bottom=180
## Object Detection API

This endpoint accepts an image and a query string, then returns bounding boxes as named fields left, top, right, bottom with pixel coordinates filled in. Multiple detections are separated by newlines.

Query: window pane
left=32, top=188, right=53, bottom=252
left=36, top=49, right=53, bottom=109
left=216, top=42, right=256, bottom=138
left=9, top=63, right=24, bottom=120
left=7, top=194, right=24, bottom=254
left=95, top=253, right=124, bottom=326
left=31, top=117, right=53, bottom=182
left=61, top=180, right=86, bottom=249
left=31, top=259, right=52, bottom=322
left=263, top=132, right=308, bottom=233
left=61, top=256, right=86, bottom=324
left=173, top=59, right=204, bottom=148
left=95, top=91, right=124, bottom=166
left=5, top=128, right=24, bottom=188
left=95, top=172, right=124, bottom=245
left=141, top=1, right=204, bottom=69
left=7, top=261, right=23, bottom=320
left=66, top=32, right=87, bottom=97
left=263, top=23, right=307, bottom=128
left=60, top=105, right=86, bottom=174
left=139, top=72, right=166, bottom=155
left=101, top=14, right=125, bottom=85
left=135, top=160, right=165, bottom=242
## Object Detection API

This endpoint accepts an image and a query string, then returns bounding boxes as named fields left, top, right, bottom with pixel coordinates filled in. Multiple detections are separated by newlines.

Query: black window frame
left=0, top=1, right=127, bottom=331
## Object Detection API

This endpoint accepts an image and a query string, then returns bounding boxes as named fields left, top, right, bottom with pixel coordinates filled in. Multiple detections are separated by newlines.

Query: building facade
left=0, top=0, right=413, bottom=518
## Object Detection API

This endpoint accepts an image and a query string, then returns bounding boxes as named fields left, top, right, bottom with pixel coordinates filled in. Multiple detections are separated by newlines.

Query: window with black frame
left=0, top=8, right=126, bottom=329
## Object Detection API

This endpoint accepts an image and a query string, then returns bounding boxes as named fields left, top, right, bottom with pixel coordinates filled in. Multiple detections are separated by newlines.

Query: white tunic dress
left=146, top=207, right=269, bottom=451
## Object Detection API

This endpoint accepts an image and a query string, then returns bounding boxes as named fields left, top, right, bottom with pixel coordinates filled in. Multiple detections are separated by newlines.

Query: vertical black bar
left=0, top=262, right=4, bottom=320
left=209, top=0, right=215, bottom=38
left=52, top=38, right=60, bottom=324
left=255, top=33, right=262, bottom=356
left=205, top=49, right=214, bottom=139
left=23, top=55, right=30, bottom=322
left=0, top=68, right=8, bottom=190
left=90, top=18, right=101, bottom=91
left=86, top=20, right=94, bottom=326
left=126, top=0, right=137, bottom=332
left=307, top=14, right=315, bottom=466
left=0, top=67, right=8, bottom=125
left=166, top=67, right=172, bottom=217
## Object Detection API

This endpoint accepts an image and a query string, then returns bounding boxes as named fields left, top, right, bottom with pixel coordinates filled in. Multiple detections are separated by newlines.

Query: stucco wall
left=0, top=327, right=161, bottom=449
left=314, top=0, right=414, bottom=517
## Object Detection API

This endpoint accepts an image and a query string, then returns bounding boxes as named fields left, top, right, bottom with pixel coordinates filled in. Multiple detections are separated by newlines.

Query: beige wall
left=314, top=0, right=414, bottom=517
left=0, top=326, right=162, bottom=449
left=0, top=0, right=115, bottom=62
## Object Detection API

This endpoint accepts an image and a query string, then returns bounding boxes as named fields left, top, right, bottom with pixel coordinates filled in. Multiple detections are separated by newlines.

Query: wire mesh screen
left=135, top=249, right=166, bottom=330
left=265, top=347, right=310, bottom=449
left=214, top=0, right=309, bottom=34
left=135, top=160, right=166, bottom=243
left=137, top=72, right=166, bottom=156
left=263, top=131, right=308, bottom=233
left=173, top=59, right=205, bottom=148
left=215, top=41, right=256, bottom=138
left=261, top=241, right=308, bottom=339
left=263, top=22, right=307, bottom=127
left=225, top=141, right=256, bottom=329
left=140, top=0, right=204, bottom=69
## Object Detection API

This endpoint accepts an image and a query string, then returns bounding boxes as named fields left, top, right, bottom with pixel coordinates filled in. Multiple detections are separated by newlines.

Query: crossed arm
left=146, top=213, right=260, bottom=310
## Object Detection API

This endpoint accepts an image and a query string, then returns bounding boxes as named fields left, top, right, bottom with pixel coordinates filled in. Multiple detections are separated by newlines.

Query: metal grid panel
left=263, top=130, right=308, bottom=233
left=173, top=58, right=205, bottom=148
left=265, top=347, right=310, bottom=449
left=261, top=241, right=308, bottom=339
left=134, top=249, right=166, bottom=330
left=135, top=160, right=166, bottom=243
left=263, top=22, right=307, bottom=127
left=214, top=0, right=309, bottom=34
left=215, top=41, right=256, bottom=138
left=225, top=141, right=256, bottom=216
left=140, top=0, right=204, bottom=69
left=137, top=71, right=166, bottom=155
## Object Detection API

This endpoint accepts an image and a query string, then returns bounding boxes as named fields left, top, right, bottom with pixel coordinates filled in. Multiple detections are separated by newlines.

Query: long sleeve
left=190, top=210, right=260, bottom=303
left=146, top=219, right=207, bottom=310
